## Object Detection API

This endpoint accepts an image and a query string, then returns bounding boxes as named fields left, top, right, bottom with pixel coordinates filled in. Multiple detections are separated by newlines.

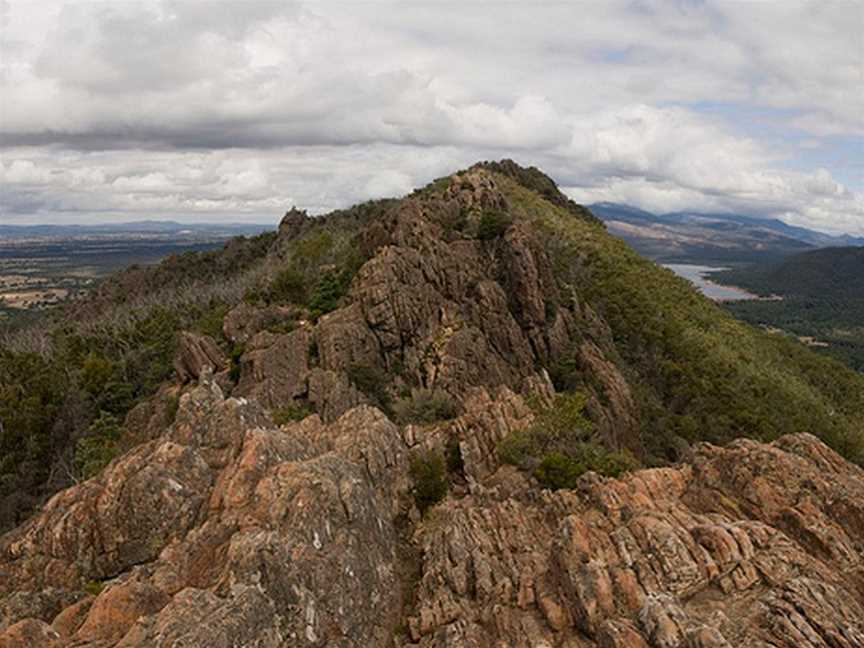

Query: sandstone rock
left=0, top=619, right=62, bottom=648
left=51, top=594, right=93, bottom=639
left=75, top=580, right=169, bottom=644
left=406, top=434, right=864, bottom=648
left=173, top=331, right=227, bottom=383
left=233, top=327, right=311, bottom=409
left=1, top=374, right=411, bottom=647
left=0, top=588, right=83, bottom=632
left=222, top=302, right=297, bottom=344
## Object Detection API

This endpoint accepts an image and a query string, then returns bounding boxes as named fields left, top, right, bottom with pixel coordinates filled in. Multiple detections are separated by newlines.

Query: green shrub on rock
left=393, top=389, right=459, bottom=425
left=498, top=391, right=638, bottom=489
left=75, top=412, right=122, bottom=480
left=409, top=450, right=448, bottom=514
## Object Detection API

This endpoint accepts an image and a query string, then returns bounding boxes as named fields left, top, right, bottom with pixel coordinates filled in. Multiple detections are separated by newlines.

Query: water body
left=663, top=264, right=761, bottom=301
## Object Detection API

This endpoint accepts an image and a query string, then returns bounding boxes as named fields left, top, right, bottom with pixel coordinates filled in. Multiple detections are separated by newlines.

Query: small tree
left=410, top=450, right=448, bottom=514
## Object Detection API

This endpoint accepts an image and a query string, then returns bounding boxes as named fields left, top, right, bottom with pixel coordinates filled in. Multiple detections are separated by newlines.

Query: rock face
left=172, top=332, right=227, bottom=383
left=0, top=376, right=413, bottom=646
left=405, top=433, right=864, bottom=648
left=2, top=374, right=864, bottom=648
left=2, top=166, right=864, bottom=647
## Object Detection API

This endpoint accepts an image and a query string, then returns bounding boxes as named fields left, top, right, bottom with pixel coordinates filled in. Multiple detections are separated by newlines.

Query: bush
left=476, top=210, right=513, bottom=240
left=533, top=445, right=638, bottom=490
left=272, top=403, right=313, bottom=425
left=393, top=389, right=459, bottom=425
left=97, top=381, right=135, bottom=415
left=228, top=343, right=245, bottom=383
left=497, top=392, right=637, bottom=489
left=269, top=268, right=307, bottom=305
left=347, top=364, right=392, bottom=412
left=75, top=412, right=122, bottom=480
left=80, top=353, right=114, bottom=395
left=410, top=450, right=448, bottom=514
left=309, top=271, right=350, bottom=319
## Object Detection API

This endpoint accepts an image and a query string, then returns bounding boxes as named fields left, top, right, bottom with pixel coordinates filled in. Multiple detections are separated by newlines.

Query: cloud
left=0, top=0, right=861, bottom=235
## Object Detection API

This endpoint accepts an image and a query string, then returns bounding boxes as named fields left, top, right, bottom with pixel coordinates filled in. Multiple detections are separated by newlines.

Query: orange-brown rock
left=405, top=433, right=864, bottom=648
left=172, top=331, right=227, bottom=383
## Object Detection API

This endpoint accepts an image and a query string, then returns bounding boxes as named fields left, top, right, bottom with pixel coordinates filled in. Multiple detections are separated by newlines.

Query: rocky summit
left=1, top=162, right=863, bottom=647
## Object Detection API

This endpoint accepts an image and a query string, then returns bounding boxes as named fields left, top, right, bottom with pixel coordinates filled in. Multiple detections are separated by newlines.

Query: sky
left=0, top=0, right=862, bottom=235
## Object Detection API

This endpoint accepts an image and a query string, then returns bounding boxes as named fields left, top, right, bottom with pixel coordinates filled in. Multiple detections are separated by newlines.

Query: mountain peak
left=2, top=161, right=864, bottom=647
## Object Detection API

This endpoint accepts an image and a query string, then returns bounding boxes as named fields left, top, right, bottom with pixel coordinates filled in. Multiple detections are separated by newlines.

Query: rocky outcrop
left=404, top=433, right=864, bottom=648
left=222, top=302, right=297, bottom=344
left=3, top=372, right=863, bottom=648
left=172, top=332, right=227, bottom=383
left=3, top=165, right=864, bottom=648
left=0, top=375, right=414, bottom=646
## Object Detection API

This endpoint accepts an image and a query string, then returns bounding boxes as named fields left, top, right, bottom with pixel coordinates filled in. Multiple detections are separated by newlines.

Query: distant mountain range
left=0, top=220, right=271, bottom=239
left=589, top=202, right=864, bottom=263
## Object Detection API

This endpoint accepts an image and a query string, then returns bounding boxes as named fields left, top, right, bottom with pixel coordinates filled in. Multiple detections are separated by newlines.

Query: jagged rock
left=278, top=206, right=309, bottom=240
left=173, top=331, right=227, bottom=383
left=0, top=619, right=62, bottom=648
left=222, top=302, right=297, bottom=344
left=122, top=383, right=183, bottom=445
left=3, top=165, right=864, bottom=648
left=234, top=328, right=312, bottom=409
left=0, top=589, right=84, bottom=632
left=405, top=434, right=864, bottom=648
left=307, top=368, right=368, bottom=422
left=1, top=376, right=411, bottom=647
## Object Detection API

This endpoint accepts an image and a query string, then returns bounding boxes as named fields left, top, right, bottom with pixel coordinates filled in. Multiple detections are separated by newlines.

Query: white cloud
left=0, top=0, right=861, bottom=235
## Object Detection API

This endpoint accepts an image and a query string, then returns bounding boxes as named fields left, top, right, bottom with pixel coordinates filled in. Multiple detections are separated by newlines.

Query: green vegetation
left=347, top=364, right=392, bottom=413
left=500, top=176, right=864, bottom=467
left=534, top=447, right=636, bottom=490
left=271, top=403, right=313, bottom=425
left=393, top=389, right=460, bottom=425
left=710, top=248, right=864, bottom=372
left=249, top=230, right=361, bottom=319
left=0, top=233, right=272, bottom=530
left=475, top=210, right=513, bottom=240
left=498, top=393, right=636, bottom=489
left=75, top=412, right=122, bottom=480
left=409, top=450, right=448, bottom=514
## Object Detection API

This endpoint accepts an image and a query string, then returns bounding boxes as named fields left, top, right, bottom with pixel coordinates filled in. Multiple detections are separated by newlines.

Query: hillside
left=1, top=162, right=864, bottom=647
left=711, top=247, right=864, bottom=372
left=590, top=202, right=863, bottom=263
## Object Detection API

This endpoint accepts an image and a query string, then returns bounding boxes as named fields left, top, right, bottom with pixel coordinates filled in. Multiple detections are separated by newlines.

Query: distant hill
left=0, top=221, right=271, bottom=239
left=590, top=202, right=864, bottom=263
left=712, top=247, right=864, bottom=371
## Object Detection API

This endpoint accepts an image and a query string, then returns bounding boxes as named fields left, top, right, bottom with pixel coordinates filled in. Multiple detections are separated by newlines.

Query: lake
left=663, top=264, right=761, bottom=301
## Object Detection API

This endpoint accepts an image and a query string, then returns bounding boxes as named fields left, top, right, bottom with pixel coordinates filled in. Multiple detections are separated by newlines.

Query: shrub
left=97, top=381, right=135, bottom=415
left=409, top=450, right=448, bottom=514
left=476, top=210, right=513, bottom=240
left=393, top=389, right=459, bottom=425
left=75, top=412, right=122, bottom=480
left=193, top=300, right=230, bottom=341
left=445, top=436, right=464, bottom=475
left=165, top=394, right=180, bottom=425
left=228, top=343, right=245, bottom=383
left=269, top=267, right=307, bottom=305
left=533, top=445, right=638, bottom=490
left=272, top=403, right=313, bottom=425
left=80, top=353, right=114, bottom=395
left=347, top=364, right=392, bottom=412
left=308, top=271, right=350, bottom=319
left=497, top=392, right=637, bottom=489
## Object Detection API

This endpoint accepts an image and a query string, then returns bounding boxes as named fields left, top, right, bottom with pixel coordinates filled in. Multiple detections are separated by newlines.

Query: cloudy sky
left=1, top=0, right=862, bottom=234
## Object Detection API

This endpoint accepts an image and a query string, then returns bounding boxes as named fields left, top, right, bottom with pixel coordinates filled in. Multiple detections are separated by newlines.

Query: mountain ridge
left=590, top=201, right=864, bottom=262
left=1, top=161, right=863, bottom=647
